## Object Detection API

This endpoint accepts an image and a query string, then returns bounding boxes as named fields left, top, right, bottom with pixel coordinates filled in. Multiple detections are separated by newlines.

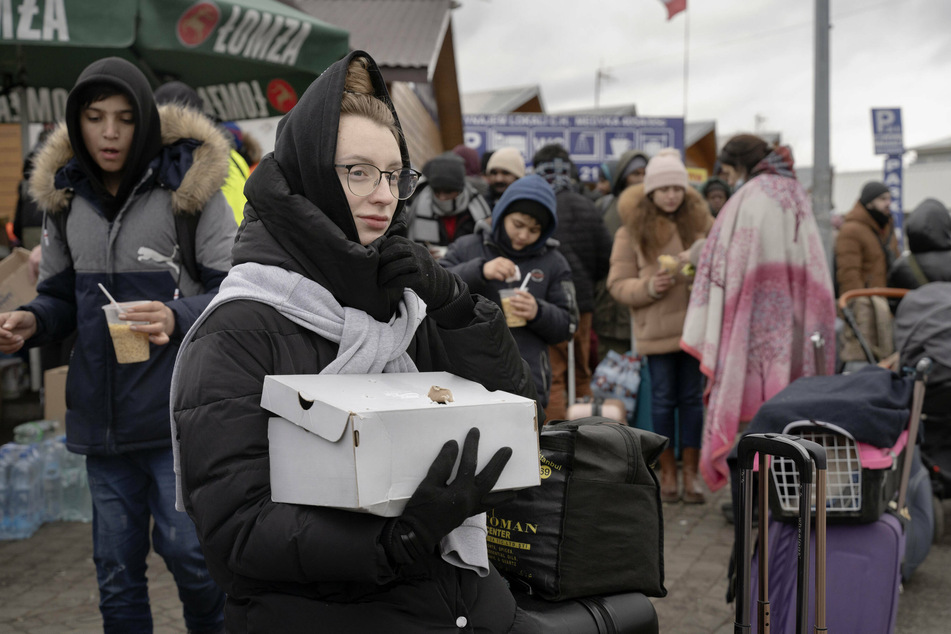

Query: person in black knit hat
left=835, top=180, right=900, bottom=296
left=701, top=177, right=731, bottom=217
left=834, top=179, right=901, bottom=367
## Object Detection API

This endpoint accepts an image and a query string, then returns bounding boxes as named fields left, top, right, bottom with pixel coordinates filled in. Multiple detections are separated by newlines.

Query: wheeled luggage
left=752, top=501, right=903, bottom=633
left=515, top=590, right=659, bottom=634
left=734, top=433, right=828, bottom=634
left=747, top=358, right=933, bottom=633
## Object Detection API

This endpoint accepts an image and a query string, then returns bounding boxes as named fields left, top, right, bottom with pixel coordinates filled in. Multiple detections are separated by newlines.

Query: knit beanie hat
left=423, top=153, right=465, bottom=192
left=506, top=198, right=551, bottom=233
left=486, top=147, right=526, bottom=178
left=644, top=148, right=688, bottom=195
left=452, top=144, right=482, bottom=177
left=859, top=181, right=890, bottom=206
left=702, top=178, right=730, bottom=198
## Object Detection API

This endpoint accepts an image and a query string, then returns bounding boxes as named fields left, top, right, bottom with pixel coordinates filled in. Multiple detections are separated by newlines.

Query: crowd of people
left=0, top=47, right=943, bottom=632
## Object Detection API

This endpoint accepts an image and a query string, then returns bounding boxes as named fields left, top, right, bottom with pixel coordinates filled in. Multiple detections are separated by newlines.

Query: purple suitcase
left=751, top=512, right=904, bottom=633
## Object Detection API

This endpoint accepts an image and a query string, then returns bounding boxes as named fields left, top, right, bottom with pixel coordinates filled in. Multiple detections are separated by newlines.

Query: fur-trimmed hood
left=618, top=182, right=712, bottom=258
left=28, top=103, right=231, bottom=217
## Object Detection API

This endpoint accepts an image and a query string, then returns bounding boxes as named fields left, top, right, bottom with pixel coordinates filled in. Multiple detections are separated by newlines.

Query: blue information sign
left=463, top=114, right=684, bottom=182
left=884, top=153, right=903, bottom=245
left=871, top=108, right=903, bottom=155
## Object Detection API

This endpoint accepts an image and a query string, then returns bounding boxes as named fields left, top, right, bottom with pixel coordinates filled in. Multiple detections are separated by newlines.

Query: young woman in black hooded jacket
left=171, top=51, right=542, bottom=634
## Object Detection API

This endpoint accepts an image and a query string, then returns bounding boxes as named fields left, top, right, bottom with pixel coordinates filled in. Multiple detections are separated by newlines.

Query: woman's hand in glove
left=378, top=236, right=459, bottom=310
left=385, top=428, right=514, bottom=564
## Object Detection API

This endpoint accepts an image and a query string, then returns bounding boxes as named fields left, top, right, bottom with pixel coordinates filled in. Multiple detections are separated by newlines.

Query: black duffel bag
left=487, top=417, right=668, bottom=600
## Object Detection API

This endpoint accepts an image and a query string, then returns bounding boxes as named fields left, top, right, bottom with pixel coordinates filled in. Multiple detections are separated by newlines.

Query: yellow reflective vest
left=222, top=149, right=250, bottom=225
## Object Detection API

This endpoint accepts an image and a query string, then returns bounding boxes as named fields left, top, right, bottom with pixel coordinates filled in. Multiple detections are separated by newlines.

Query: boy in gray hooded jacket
left=0, top=57, right=232, bottom=633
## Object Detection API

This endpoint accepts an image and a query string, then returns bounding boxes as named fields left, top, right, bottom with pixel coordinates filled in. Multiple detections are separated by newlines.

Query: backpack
left=47, top=207, right=201, bottom=284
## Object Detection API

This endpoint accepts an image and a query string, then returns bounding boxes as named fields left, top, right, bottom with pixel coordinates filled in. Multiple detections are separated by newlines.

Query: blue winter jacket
left=24, top=104, right=235, bottom=455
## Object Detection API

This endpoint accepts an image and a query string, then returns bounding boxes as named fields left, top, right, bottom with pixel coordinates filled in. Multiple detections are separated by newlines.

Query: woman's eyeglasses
left=334, top=163, right=421, bottom=200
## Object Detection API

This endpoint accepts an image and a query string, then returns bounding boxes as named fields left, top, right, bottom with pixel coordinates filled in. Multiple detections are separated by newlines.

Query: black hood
left=236, top=50, right=410, bottom=322
left=611, top=149, right=649, bottom=197
left=65, top=57, right=162, bottom=213
left=154, top=80, right=205, bottom=113
left=907, top=198, right=951, bottom=253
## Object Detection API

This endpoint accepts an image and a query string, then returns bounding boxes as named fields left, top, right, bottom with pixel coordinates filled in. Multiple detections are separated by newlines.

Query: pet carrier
left=768, top=420, right=907, bottom=524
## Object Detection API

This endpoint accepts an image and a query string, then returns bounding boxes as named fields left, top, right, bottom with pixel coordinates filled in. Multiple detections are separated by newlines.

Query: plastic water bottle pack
left=0, top=434, right=92, bottom=541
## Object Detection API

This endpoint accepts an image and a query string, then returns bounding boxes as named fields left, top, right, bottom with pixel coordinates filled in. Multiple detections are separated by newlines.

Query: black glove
left=378, top=236, right=458, bottom=310
left=385, top=428, right=515, bottom=564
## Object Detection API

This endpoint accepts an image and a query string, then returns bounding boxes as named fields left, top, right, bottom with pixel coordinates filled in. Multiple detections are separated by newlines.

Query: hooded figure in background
left=171, top=50, right=541, bottom=633
left=154, top=80, right=250, bottom=226
left=440, top=174, right=575, bottom=410
left=888, top=197, right=951, bottom=290
left=593, top=148, right=650, bottom=361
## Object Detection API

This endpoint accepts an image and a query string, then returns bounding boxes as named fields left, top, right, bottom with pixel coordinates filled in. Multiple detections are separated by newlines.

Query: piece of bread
left=657, top=254, right=679, bottom=274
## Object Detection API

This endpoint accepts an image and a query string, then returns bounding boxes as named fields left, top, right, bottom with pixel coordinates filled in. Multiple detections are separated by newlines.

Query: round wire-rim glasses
left=334, top=163, right=421, bottom=200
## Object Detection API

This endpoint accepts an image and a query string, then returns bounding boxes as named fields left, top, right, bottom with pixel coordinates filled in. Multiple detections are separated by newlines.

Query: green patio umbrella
left=0, top=0, right=349, bottom=124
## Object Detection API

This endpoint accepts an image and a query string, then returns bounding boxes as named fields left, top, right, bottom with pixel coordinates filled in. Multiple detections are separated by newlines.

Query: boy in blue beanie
left=440, top=174, right=576, bottom=412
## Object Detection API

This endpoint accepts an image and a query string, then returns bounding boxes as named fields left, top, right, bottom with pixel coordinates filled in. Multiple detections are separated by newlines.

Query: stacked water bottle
left=0, top=420, right=92, bottom=541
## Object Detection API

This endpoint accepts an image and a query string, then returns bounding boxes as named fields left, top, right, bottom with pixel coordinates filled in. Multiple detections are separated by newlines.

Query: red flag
left=661, top=0, right=687, bottom=20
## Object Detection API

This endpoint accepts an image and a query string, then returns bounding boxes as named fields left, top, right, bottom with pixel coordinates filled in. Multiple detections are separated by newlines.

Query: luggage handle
left=836, top=287, right=908, bottom=311
left=796, top=438, right=828, bottom=634
left=735, top=434, right=827, bottom=634
left=893, top=357, right=933, bottom=517
left=837, top=288, right=908, bottom=365
left=810, top=332, right=827, bottom=377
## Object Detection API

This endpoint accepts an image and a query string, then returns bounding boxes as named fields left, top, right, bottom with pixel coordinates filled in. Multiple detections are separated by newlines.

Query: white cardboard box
left=262, top=372, right=540, bottom=517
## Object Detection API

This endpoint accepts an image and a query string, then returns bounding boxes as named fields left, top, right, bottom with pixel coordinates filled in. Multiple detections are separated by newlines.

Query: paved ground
left=3, top=392, right=950, bottom=632
left=2, top=484, right=950, bottom=633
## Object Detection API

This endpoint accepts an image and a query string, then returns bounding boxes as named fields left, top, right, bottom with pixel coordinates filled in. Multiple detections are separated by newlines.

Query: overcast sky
left=450, top=0, right=951, bottom=172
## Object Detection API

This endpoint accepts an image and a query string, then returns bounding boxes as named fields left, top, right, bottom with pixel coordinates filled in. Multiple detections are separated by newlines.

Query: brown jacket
left=834, top=201, right=900, bottom=295
left=607, top=184, right=713, bottom=355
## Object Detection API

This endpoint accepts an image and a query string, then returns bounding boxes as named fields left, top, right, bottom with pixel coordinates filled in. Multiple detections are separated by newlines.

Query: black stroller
left=894, top=282, right=951, bottom=503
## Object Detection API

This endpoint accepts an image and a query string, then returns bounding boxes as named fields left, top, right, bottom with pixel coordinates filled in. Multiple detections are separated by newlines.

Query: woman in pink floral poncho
left=680, top=134, right=836, bottom=491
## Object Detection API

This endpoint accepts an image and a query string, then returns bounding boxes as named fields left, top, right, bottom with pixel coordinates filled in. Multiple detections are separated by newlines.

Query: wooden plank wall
left=0, top=125, right=23, bottom=238
left=390, top=82, right=443, bottom=170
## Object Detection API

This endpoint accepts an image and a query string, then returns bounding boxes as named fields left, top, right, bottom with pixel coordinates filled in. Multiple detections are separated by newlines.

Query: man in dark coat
left=531, top=144, right=612, bottom=420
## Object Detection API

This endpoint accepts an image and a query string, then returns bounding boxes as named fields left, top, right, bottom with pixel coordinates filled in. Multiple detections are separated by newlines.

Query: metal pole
left=813, top=0, right=834, bottom=261
left=595, top=69, right=601, bottom=111
left=682, top=7, right=690, bottom=122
